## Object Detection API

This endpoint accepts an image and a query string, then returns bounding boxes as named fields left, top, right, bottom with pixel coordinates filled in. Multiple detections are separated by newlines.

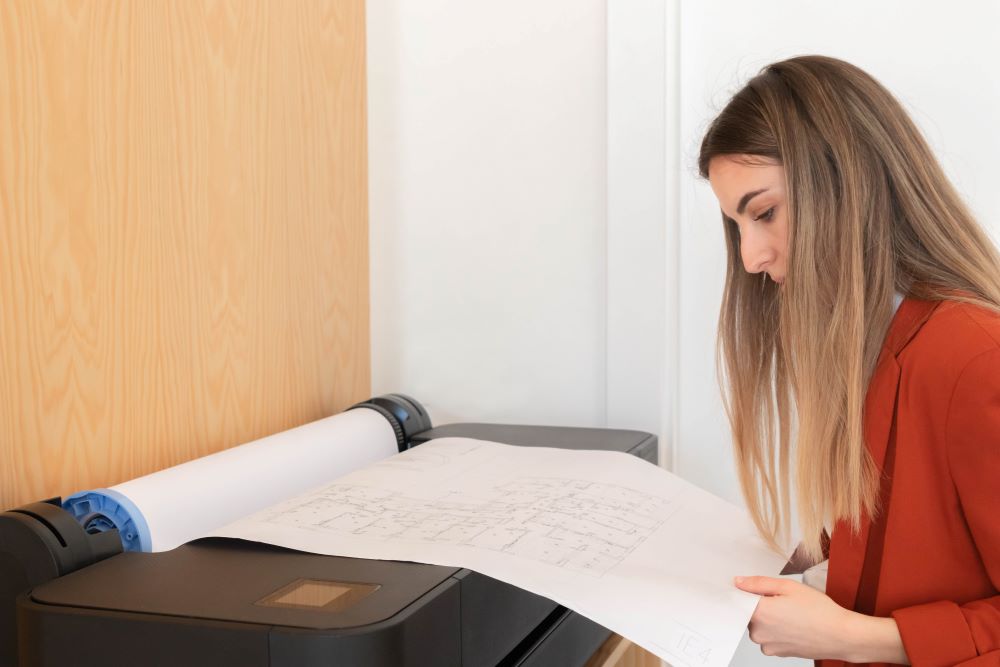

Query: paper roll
left=64, top=407, right=399, bottom=552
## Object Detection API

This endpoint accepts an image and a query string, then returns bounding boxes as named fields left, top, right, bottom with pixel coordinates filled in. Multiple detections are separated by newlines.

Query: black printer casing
left=3, top=400, right=657, bottom=667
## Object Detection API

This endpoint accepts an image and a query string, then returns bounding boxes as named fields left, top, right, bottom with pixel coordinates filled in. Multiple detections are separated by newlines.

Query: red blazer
left=819, top=297, right=1000, bottom=667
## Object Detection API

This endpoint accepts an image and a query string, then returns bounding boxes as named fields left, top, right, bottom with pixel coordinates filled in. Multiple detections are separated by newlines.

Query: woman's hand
left=735, top=575, right=909, bottom=664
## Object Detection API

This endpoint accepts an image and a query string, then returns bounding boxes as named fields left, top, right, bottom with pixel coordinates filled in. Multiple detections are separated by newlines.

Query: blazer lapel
left=826, top=353, right=900, bottom=610
left=825, top=297, right=941, bottom=612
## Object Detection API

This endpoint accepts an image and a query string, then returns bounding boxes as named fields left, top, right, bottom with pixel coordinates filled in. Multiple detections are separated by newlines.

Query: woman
left=699, top=55, right=1000, bottom=665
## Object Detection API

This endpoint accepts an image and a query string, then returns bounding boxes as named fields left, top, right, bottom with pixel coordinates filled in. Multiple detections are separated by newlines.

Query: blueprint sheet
left=213, top=438, right=789, bottom=667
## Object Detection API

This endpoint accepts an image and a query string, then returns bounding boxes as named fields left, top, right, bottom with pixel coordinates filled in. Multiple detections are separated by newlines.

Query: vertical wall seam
left=603, top=0, right=611, bottom=429
left=665, top=0, right=682, bottom=473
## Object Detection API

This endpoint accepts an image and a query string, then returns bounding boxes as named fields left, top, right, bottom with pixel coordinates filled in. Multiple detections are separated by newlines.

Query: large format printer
left=1, top=395, right=657, bottom=666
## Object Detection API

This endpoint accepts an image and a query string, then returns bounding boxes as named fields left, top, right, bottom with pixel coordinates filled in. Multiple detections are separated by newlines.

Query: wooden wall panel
left=0, top=1, right=370, bottom=509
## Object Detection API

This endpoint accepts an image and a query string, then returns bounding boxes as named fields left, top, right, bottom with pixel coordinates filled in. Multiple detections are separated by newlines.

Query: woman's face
left=707, top=155, right=789, bottom=285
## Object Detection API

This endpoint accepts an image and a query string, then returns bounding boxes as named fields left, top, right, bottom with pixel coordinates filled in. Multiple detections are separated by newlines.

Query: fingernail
left=734, top=576, right=744, bottom=585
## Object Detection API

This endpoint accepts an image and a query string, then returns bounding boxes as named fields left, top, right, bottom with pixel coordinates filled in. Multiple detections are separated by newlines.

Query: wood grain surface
left=585, top=634, right=663, bottom=667
left=0, top=0, right=370, bottom=509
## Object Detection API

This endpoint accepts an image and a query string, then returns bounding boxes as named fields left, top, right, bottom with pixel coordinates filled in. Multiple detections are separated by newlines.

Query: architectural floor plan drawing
left=261, top=475, right=676, bottom=576
left=215, top=437, right=790, bottom=667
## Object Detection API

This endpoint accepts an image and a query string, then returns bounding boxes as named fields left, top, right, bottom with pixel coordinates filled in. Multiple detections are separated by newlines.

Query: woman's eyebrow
left=736, top=188, right=769, bottom=215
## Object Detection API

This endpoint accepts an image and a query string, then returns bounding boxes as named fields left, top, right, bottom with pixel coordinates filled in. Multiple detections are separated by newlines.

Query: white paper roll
left=64, top=407, right=399, bottom=552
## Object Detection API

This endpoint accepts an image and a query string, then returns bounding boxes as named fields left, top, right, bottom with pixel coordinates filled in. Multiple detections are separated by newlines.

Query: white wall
left=674, top=2, right=1000, bottom=665
left=368, top=0, right=668, bottom=441
left=606, top=0, right=668, bottom=442
left=367, top=0, right=609, bottom=428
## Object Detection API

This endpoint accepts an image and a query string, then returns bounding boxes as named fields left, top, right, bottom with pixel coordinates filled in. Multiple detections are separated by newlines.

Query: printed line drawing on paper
left=262, top=476, right=678, bottom=576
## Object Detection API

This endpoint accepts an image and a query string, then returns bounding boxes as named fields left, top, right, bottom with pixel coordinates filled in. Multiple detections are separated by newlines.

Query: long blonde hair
left=699, top=55, right=1000, bottom=561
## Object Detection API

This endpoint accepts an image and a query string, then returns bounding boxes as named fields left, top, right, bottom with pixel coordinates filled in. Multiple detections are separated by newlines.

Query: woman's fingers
left=734, top=575, right=794, bottom=596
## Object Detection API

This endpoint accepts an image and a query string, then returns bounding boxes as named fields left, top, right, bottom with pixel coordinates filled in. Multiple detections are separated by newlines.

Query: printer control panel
left=255, top=578, right=380, bottom=613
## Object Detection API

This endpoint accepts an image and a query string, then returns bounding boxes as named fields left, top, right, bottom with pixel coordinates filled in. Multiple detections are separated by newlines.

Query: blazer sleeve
left=890, top=347, right=1000, bottom=666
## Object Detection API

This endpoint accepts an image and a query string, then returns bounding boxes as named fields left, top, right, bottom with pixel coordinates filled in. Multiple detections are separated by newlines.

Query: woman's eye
left=754, top=207, right=775, bottom=222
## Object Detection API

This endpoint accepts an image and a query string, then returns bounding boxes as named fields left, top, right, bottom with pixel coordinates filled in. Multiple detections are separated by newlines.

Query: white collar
left=892, top=291, right=904, bottom=316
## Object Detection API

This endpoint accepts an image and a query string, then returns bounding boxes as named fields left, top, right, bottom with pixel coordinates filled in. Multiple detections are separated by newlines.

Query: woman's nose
left=740, top=229, right=775, bottom=274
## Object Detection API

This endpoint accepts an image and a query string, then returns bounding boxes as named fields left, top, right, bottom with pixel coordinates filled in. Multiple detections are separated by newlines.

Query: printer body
left=1, top=395, right=657, bottom=666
